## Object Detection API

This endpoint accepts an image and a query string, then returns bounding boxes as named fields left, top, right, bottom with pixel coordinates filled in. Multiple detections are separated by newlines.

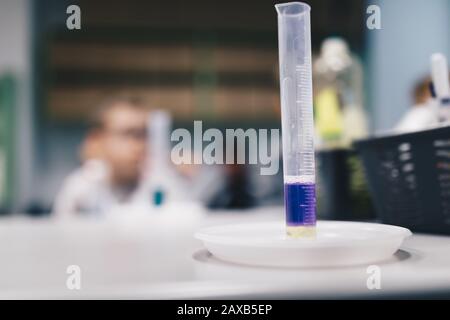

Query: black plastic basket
left=354, top=126, right=450, bottom=234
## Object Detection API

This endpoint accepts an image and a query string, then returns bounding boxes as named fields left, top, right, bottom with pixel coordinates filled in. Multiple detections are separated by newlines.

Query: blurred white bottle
left=148, top=110, right=172, bottom=206
left=431, top=53, right=450, bottom=123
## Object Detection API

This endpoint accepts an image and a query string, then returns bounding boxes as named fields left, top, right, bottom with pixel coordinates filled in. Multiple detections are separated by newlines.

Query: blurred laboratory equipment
left=276, top=2, right=316, bottom=237
left=147, top=110, right=172, bottom=206
left=312, top=38, right=374, bottom=221
left=144, top=109, right=200, bottom=207
left=313, top=37, right=368, bottom=149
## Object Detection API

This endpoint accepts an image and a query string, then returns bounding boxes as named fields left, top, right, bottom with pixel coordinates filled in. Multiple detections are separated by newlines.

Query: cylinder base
left=286, top=225, right=316, bottom=238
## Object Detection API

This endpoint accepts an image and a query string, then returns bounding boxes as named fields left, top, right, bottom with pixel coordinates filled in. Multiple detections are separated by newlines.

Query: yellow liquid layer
left=286, top=226, right=316, bottom=238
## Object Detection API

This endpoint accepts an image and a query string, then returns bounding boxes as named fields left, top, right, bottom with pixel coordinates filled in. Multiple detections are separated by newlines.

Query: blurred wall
left=367, top=0, right=450, bottom=132
left=0, top=0, right=34, bottom=211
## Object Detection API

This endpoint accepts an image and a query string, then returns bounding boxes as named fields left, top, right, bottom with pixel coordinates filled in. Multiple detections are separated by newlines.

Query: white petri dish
left=195, top=221, right=412, bottom=268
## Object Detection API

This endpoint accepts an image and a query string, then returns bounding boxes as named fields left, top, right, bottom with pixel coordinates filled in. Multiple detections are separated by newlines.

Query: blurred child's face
left=100, top=104, right=148, bottom=186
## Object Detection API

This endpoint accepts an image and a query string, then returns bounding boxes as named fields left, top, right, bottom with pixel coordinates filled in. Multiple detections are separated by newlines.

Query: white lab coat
left=52, top=159, right=192, bottom=218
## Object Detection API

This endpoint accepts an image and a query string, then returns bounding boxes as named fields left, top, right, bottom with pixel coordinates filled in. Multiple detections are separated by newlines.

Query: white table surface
left=1, top=205, right=450, bottom=299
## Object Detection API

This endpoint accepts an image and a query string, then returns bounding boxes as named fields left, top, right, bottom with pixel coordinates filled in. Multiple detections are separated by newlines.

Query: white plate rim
left=195, top=220, right=412, bottom=248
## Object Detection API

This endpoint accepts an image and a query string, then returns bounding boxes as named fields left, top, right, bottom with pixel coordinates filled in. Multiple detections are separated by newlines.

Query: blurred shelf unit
left=38, top=0, right=365, bottom=123
left=45, top=31, right=280, bottom=123
left=50, top=43, right=277, bottom=73
left=48, top=85, right=278, bottom=122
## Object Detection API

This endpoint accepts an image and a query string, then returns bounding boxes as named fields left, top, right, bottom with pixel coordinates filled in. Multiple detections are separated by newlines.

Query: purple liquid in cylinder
left=284, top=182, right=316, bottom=226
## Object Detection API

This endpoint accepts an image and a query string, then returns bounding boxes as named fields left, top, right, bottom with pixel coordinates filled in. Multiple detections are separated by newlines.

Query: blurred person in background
left=53, top=96, right=191, bottom=217
left=411, top=71, right=450, bottom=104
left=395, top=71, right=450, bottom=133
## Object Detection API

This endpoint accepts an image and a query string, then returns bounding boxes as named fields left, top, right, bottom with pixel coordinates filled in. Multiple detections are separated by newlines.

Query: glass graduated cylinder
left=276, top=2, right=317, bottom=237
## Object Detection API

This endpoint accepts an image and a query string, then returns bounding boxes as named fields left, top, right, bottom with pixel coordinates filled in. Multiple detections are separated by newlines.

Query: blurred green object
left=316, top=149, right=375, bottom=221
left=0, top=74, right=15, bottom=211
